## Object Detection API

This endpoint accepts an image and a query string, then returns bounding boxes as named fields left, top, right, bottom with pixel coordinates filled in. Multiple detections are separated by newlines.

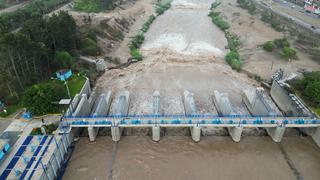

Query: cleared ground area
left=64, top=136, right=320, bottom=180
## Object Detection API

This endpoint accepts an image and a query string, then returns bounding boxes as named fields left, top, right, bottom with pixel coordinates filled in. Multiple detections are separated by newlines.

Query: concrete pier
left=213, top=90, right=242, bottom=142
left=72, top=94, right=91, bottom=116
left=111, top=91, right=130, bottom=142
left=242, top=88, right=285, bottom=142
left=312, top=127, right=320, bottom=147
left=266, top=126, right=286, bottom=142
left=152, top=125, right=161, bottom=142
left=88, top=92, right=112, bottom=141
left=183, top=90, right=201, bottom=142
left=152, top=91, right=161, bottom=141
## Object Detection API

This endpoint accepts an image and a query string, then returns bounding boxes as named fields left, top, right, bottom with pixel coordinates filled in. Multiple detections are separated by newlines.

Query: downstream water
left=63, top=136, right=320, bottom=180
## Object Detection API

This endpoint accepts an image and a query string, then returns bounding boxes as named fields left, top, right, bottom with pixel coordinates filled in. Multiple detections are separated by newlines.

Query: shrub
left=273, top=38, right=290, bottom=48
left=281, top=47, right=297, bottom=59
left=262, top=41, right=275, bottom=52
left=225, top=50, right=240, bottom=63
left=226, top=32, right=241, bottom=50
left=237, top=0, right=256, bottom=14
left=54, top=51, right=74, bottom=68
left=208, top=11, right=230, bottom=31
left=130, top=33, right=144, bottom=50
left=156, top=2, right=171, bottom=15
left=210, top=2, right=221, bottom=9
left=261, top=12, right=273, bottom=23
left=130, top=49, right=142, bottom=61
left=141, top=15, right=156, bottom=32
left=81, top=38, right=100, bottom=56
left=271, top=20, right=284, bottom=32
left=225, top=50, right=243, bottom=71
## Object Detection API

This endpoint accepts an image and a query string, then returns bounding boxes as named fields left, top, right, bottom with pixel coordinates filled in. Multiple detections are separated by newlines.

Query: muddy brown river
left=63, top=136, right=320, bottom=180
left=63, top=0, right=320, bottom=179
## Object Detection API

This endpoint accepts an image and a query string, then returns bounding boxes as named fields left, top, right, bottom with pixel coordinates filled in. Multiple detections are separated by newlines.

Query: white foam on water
left=142, top=33, right=224, bottom=57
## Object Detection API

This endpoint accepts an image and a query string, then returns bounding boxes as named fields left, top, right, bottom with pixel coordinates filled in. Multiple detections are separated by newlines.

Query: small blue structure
left=22, top=112, right=32, bottom=119
left=56, top=69, right=72, bottom=81
left=0, top=101, right=4, bottom=109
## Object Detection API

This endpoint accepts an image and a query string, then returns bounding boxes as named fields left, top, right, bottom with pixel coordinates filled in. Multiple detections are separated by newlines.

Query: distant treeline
left=0, top=0, right=70, bottom=32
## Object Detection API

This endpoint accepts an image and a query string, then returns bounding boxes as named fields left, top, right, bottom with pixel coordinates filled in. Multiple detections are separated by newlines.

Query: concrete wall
left=72, top=94, right=91, bottom=117
left=79, top=77, right=91, bottom=96
left=37, top=133, right=73, bottom=180
left=270, top=81, right=311, bottom=116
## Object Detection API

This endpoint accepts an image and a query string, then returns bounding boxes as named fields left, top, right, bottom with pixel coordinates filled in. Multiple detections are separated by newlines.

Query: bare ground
left=216, top=0, right=320, bottom=80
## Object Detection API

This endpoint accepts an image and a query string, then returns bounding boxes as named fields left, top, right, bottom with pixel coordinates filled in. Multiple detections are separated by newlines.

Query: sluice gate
left=59, top=89, right=320, bottom=147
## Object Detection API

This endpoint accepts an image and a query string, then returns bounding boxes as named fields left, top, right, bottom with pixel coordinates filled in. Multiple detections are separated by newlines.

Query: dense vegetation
left=0, top=0, right=70, bottom=32
left=22, top=81, right=67, bottom=115
left=290, top=71, right=320, bottom=114
left=0, top=11, right=92, bottom=116
left=74, top=0, right=116, bottom=13
left=237, top=0, right=256, bottom=14
left=208, top=3, right=243, bottom=71
left=262, top=38, right=297, bottom=59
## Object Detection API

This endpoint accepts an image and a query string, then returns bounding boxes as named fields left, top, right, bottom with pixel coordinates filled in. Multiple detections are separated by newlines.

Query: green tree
left=305, top=81, right=320, bottom=106
left=22, top=82, right=67, bottom=115
left=47, top=12, right=79, bottom=54
left=281, top=47, right=297, bottom=59
left=54, top=51, right=74, bottom=68
left=262, top=41, right=275, bottom=52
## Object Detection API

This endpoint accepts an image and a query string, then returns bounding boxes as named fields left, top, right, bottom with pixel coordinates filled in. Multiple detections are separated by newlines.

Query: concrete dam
left=60, top=82, right=320, bottom=147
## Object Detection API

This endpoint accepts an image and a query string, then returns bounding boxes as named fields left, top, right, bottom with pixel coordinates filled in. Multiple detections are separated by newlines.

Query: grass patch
left=67, top=75, right=86, bottom=97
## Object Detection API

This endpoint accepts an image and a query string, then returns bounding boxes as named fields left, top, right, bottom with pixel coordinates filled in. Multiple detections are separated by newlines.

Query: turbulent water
left=64, top=0, right=320, bottom=179
left=63, top=136, right=320, bottom=180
